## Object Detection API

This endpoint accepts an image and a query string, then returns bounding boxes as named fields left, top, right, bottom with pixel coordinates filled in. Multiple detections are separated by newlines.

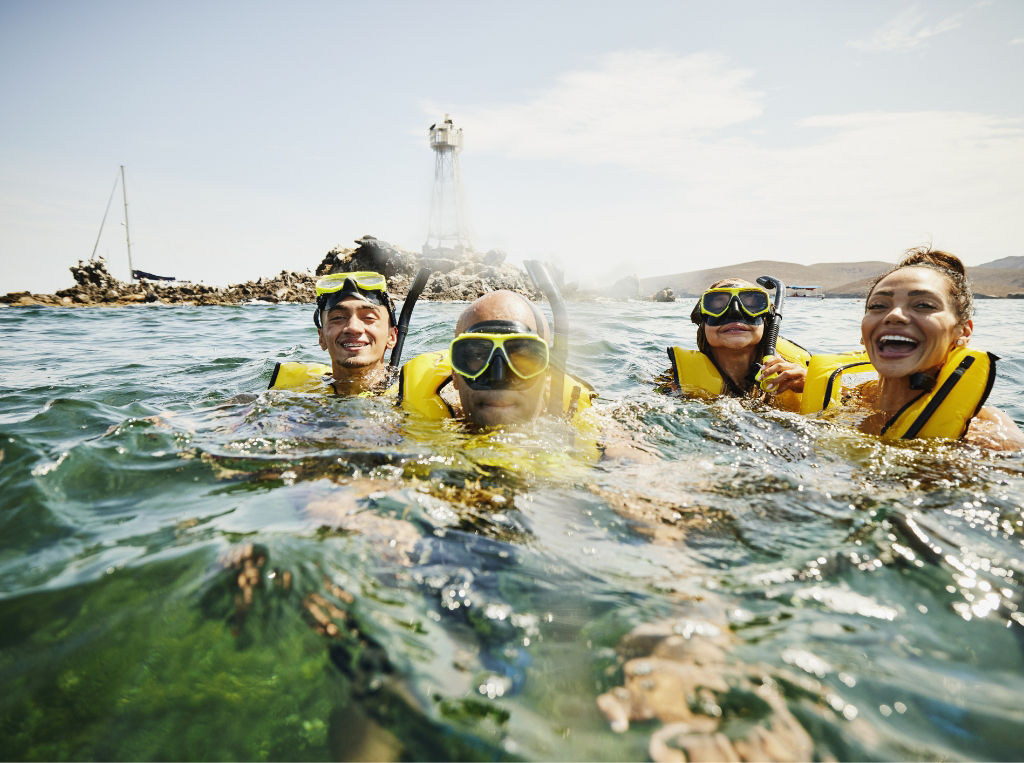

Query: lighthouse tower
left=424, top=114, right=472, bottom=256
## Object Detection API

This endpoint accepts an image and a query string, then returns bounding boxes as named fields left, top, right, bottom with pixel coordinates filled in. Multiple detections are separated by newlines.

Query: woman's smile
left=862, top=267, right=966, bottom=377
left=874, top=331, right=920, bottom=359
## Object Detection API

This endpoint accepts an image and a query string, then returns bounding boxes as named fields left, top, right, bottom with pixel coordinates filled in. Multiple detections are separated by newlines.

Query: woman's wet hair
left=868, top=247, right=974, bottom=325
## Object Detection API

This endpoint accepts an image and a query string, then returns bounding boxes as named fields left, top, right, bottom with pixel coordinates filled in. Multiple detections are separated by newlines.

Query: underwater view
left=2, top=297, right=1023, bottom=761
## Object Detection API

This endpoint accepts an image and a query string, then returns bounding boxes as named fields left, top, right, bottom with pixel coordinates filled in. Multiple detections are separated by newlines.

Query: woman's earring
left=955, top=337, right=966, bottom=346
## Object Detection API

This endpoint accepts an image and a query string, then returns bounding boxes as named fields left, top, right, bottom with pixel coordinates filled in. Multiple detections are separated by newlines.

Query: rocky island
left=1, top=235, right=545, bottom=307
left=6, top=238, right=1023, bottom=307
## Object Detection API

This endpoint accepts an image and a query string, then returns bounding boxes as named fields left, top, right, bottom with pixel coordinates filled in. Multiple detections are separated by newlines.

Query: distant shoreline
left=5, top=241, right=1024, bottom=307
left=7, top=289, right=1023, bottom=309
left=0, top=235, right=542, bottom=308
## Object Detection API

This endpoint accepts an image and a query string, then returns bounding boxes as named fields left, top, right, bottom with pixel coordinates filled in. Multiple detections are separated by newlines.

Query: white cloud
left=426, top=50, right=764, bottom=175
left=1011, top=36, right=1024, bottom=46
left=849, top=5, right=966, bottom=52
left=426, top=51, right=1024, bottom=278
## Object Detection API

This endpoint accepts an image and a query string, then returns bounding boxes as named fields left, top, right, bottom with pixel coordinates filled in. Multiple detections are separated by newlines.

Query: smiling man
left=396, top=290, right=594, bottom=429
left=268, top=271, right=397, bottom=395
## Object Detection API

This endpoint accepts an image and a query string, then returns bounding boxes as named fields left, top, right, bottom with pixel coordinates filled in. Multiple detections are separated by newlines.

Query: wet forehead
left=872, top=267, right=951, bottom=300
left=326, top=296, right=386, bottom=316
left=457, top=296, right=537, bottom=334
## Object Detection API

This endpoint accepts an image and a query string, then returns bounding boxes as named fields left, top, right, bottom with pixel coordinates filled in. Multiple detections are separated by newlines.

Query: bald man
left=396, top=290, right=593, bottom=429
left=450, top=291, right=552, bottom=427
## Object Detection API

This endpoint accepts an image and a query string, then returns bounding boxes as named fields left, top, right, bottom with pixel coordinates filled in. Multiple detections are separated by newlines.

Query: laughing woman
left=660, top=277, right=810, bottom=410
left=801, top=249, right=1024, bottom=450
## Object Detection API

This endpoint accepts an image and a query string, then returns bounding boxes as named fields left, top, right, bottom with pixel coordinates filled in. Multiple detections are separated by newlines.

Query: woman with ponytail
left=803, top=248, right=1024, bottom=449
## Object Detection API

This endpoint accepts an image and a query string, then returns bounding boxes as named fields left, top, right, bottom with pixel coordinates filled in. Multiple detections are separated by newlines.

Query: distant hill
left=638, top=260, right=890, bottom=298
left=978, top=255, right=1024, bottom=270
left=967, top=260, right=1024, bottom=297
left=638, top=256, right=1024, bottom=299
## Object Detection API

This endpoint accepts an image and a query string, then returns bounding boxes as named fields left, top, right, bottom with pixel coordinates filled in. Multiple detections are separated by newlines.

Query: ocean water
left=1, top=298, right=1023, bottom=761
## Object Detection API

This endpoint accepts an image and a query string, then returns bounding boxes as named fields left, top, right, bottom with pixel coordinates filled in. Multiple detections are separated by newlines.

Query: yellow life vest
left=800, top=347, right=997, bottom=440
left=666, top=337, right=811, bottom=412
left=395, top=350, right=596, bottom=423
left=394, top=349, right=600, bottom=465
left=267, top=361, right=394, bottom=398
left=268, top=361, right=333, bottom=392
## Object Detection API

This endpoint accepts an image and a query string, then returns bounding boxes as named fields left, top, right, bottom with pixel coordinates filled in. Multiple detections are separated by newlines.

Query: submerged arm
left=964, top=406, right=1024, bottom=451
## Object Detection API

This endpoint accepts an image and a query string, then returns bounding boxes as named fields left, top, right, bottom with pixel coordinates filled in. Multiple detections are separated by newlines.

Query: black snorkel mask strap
left=465, top=320, right=534, bottom=335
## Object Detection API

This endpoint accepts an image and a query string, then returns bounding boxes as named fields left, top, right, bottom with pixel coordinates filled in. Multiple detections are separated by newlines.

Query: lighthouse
left=424, top=114, right=472, bottom=256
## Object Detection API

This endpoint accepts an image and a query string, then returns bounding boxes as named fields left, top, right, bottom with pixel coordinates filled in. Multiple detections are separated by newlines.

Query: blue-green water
left=1, top=299, right=1023, bottom=761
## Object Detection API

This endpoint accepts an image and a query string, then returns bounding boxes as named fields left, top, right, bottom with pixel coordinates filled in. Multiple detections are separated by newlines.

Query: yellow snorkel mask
left=313, top=271, right=397, bottom=328
left=691, top=286, right=772, bottom=326
left=450, top=321, right=550, bottom=390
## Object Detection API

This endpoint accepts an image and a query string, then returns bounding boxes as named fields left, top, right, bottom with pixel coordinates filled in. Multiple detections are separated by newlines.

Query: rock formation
left=320, top=235, right=540, bottom=301
left=0, top=235, right=542, bottom=307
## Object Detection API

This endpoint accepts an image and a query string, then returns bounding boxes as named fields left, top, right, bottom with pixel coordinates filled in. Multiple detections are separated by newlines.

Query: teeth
left=879, top=335, right=917, bottom=345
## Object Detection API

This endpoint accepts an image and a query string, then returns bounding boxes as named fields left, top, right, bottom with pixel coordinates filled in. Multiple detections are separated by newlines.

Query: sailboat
left=91, top=165, right=177, bottom=282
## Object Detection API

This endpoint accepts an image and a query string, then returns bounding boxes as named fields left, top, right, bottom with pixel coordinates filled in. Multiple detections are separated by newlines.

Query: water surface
left=1, top=298, right=1023, bottom=760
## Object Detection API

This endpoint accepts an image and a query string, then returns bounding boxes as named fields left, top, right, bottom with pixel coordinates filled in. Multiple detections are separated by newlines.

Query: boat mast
left=120, top=164, right=135, bottom=281
left=90, top=171, right=120, bottom=261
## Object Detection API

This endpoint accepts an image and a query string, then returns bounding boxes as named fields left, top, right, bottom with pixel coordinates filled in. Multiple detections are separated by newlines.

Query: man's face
left=318, top=297, right=397, bottom=370
left=450, top=292, right=552, bottom=429
left=454, top=370, right=548, bottom=428
left=452, top=330, right=548, bottom=428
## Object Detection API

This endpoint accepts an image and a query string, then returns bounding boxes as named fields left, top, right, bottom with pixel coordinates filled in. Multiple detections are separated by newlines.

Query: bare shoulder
left=965, top=406, right=1024, bottom=451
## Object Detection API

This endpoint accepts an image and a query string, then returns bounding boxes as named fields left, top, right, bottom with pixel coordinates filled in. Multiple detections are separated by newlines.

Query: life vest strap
left=804, top=347, right=996, bottom=440
left=898, top=355, right=974, bottom=439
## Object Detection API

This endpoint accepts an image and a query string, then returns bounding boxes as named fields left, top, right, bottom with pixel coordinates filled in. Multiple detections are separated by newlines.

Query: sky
left=1, top=0, right=1023, bottom=293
